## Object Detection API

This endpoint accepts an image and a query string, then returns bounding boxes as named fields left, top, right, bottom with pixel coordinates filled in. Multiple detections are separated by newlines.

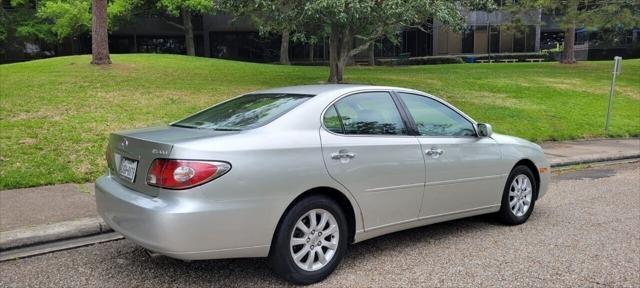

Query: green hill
left=1, top=54, right=639, bottom=189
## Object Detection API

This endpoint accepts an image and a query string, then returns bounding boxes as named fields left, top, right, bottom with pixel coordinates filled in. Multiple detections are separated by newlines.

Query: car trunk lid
left=107, top=126, right=236, bottom=196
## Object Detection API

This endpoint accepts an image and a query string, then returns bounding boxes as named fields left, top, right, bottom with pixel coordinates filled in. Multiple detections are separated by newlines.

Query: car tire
left=268, top=195, right=348, bottom=285
left=498, top=165, right=537, bottom=225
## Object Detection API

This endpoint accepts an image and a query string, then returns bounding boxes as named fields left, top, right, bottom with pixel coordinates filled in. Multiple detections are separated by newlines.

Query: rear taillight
left=105, top=145, right=114, bottom=169
left=146, top=159, right=231, bottom=190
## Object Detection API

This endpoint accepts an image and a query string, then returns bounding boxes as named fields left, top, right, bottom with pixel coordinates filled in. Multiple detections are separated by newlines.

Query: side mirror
left=477, top=123, right=493, bottom=137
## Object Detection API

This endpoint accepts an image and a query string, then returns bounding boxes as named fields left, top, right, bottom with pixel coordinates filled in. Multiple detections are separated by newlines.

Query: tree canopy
left=220, top=0, right=304, bottom=64
left=297, top=0, right=495, bottom=82
left=224, top=0, right=497, bottom=82
left=508, top=0, right=640, bottom=63
left=2, top=0, right=138, bottom=43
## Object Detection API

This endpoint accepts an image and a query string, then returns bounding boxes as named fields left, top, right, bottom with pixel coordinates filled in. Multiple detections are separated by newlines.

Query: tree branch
left=349, top=26, right=387, bottom=57
left=161, top=17, right=184, bottom=31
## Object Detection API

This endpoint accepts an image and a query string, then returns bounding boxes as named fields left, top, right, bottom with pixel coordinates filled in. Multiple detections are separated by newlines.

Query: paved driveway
left=1, top=162, right=639, bottom=287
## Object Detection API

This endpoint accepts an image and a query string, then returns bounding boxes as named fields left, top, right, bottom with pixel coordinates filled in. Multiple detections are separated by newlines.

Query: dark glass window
left=525, top=26, right=536, bottom=51
left=332, top=92, right=407, bottom=135
left=174, top=93, right=312, bottom=130
left=462, top=26, right=474, bottom=54
left=137, top=36, right=186, bottom=54
left=398, top=93, right=476, bottom=137
left=490, top=26, right=500, bottom=53
left=323, top=105, right=343, bottom=133
left=514, top=31, right=525, bottom=52
left=514, top=25, right=536, bottom=52
left=210, top=32, right=280, bottom=62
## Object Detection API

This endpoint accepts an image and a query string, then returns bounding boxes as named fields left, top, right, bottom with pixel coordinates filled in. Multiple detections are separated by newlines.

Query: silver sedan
left=96, top=85, right=550, bottom=284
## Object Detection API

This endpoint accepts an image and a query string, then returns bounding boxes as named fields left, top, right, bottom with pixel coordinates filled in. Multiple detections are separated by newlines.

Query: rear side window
left=323, top=105, right=343, bottom=134
left=173, top=93, right=312, bottom=130
left=324, top=92, right=407, bottom=135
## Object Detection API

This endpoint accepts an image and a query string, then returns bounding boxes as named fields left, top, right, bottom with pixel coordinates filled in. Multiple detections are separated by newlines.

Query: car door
left=395, top=92, right=504, bottom=217
left=320, top=91, right=426, bottom=230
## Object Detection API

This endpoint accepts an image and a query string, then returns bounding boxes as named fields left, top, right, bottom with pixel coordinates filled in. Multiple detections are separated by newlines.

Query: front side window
left=398, top=92, right=476, bottom=137
left=325, top=92, right=407, bottom=135
left=173, top=93, right=312, bottom=130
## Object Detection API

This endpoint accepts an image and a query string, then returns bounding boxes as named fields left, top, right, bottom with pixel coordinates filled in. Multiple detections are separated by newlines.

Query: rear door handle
left=331, top=150, right=356, bottom=160
left=425, top=148, right=444, bottom=157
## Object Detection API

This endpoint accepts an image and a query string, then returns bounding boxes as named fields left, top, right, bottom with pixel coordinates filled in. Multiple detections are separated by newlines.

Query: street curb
left=549, top=152, right=640, bottom=168
left=0, top=218, right=112, bottom=251
left=0, top=153, right=638, bottom=252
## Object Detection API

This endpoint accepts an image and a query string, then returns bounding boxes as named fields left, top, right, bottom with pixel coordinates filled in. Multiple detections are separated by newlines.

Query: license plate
left=118, top=157, right=138, bottom=183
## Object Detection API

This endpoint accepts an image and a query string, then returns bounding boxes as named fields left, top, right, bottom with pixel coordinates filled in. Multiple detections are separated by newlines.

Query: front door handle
left=425, top=148, right=444, bottom=157
left=331, top=150, right=356, bottom=160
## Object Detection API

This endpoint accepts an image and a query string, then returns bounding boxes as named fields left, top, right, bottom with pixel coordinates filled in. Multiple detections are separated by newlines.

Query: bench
left=476, top=59, right=494, bottom=64
left=526, top=58, right=544, bottom=63
left=498, top=59, right=518, bottom=63
left=393, top=52, right=411, bottom=65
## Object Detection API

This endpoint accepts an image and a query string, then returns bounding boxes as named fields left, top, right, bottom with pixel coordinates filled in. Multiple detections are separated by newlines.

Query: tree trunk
left=368, top=42, right=375, bottom=66
left=280, top=29, right=290, bottom=65
left=561, top=23, right=576, bottom=64
left=182, top=8, right=195, bottom=56
left=309, top=42, right=315, bottom=63
left=91, top=0, right=110, bottom=65
left=328, top=26, right=340, bottom=83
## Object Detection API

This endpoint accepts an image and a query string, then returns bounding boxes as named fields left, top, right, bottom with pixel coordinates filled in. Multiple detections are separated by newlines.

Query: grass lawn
left=1, top=54, right=639, bottom=190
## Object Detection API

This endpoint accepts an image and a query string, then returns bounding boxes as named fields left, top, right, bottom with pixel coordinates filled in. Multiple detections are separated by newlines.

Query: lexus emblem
left=121, top=138, right=128, bottom=148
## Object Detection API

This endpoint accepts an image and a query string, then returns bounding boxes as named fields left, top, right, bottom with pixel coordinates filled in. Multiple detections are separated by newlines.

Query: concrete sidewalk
left=542, top=138, right=640, bottom=167
left=0, top=184, right=107, bottom=250
left=1, top=138, right=638, bottom=250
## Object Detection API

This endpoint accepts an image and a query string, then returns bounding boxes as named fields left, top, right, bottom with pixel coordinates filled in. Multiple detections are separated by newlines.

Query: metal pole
left=605, top=56, right=622, bottom=132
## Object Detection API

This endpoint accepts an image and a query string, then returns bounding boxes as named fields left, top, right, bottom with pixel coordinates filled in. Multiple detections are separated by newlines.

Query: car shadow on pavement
left=100, top=213, right=513, bottom=286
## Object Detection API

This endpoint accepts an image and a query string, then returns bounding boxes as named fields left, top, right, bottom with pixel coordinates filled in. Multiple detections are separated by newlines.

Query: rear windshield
left=172, top=93, right=313, bottom=130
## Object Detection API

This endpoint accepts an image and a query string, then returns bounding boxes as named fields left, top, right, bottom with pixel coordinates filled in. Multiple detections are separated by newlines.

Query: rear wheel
left=268, top=195, right=348, bottom=285
left=498, top=165, right=537, bottom=225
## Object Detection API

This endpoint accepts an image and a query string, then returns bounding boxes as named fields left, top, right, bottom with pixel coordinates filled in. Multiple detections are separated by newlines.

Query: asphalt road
left=1, top=162, right=639, bottom=287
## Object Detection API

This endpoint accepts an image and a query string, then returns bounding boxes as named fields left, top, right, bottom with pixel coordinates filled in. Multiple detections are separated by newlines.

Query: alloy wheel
left=289, top=209, right=340, bottom=271
left=509, top=174, right=533, bottom=217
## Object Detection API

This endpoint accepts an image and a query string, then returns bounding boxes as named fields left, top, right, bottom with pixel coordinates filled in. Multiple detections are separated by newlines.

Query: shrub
left=474, top=52, right=547, bottom=62
left=376, top=56, right=464, bottom=66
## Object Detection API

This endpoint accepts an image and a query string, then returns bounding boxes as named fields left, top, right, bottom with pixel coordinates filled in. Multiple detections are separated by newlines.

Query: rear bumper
left=95, top=175, right=272, bottom=260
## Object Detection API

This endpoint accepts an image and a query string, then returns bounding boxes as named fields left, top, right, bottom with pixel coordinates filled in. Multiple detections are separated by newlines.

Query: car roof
left=251, top=84, right=421, bottom=96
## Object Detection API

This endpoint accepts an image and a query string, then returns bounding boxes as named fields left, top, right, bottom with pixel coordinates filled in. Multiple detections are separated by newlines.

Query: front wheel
left=268, top=195, right=348, bottom=285
left=498, top=165, right=537, bottom=225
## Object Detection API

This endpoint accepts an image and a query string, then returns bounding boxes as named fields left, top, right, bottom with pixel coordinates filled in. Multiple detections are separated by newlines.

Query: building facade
left=105, top=9, right=543, bottom=64
left=2, top=5, right=638, bottom=63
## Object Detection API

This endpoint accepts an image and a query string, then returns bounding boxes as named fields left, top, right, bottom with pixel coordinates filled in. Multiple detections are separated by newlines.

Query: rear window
left=173, top=93, right=313, bottom=130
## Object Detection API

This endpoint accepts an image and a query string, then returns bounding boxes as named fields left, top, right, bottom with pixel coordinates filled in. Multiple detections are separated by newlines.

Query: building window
left=500, top=28, right=514, bottom=52
left=376, top=36, right=401, bottom=58
left=401, top=28, right=431, bottom=57
left=514, top=25, right=536, bottom=52
left=137, top=36, right=186, bottom=55
left=490, top=26, right=500, bottom=53
left=462, top=26, right=474, bottom=54
left=541, top=31, right=563, bottom=50
left=210, top=32, right=279, bottom=62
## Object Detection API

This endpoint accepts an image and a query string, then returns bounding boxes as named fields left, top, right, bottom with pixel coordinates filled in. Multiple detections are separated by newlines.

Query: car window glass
left=323, top=105, right=343, bottom=133
left=333, top=92, right=407, bottom=135
left=173, top=93, right=312, bottom=130
left=398, top=92, right=476, bottom=137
